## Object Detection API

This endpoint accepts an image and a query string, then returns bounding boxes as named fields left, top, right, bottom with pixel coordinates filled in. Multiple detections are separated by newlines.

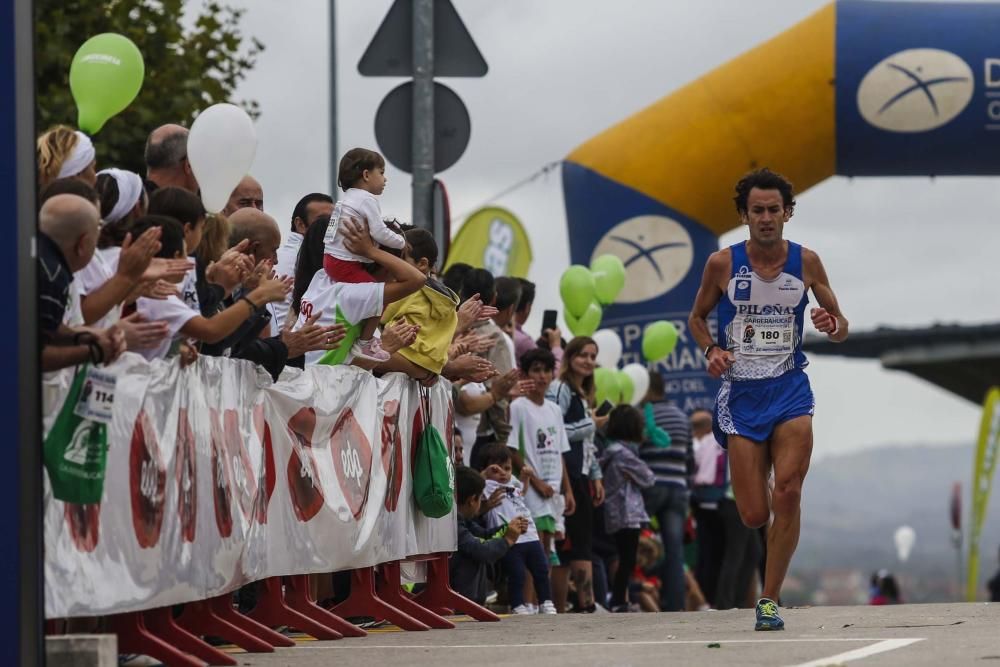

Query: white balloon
left=592, top=329, right=623, bottom=369
left=894, top=525, right=916, bottom=562
left=188, top=103, right=257, bottom=213
left=621, top=363, right=650, bottom=405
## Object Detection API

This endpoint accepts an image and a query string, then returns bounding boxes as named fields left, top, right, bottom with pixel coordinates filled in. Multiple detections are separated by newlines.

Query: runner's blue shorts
left=712, top=369, right=815, bottom=449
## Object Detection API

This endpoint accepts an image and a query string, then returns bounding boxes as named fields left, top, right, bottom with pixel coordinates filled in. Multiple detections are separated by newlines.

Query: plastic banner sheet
left=44, top=355, right=456, bottom=618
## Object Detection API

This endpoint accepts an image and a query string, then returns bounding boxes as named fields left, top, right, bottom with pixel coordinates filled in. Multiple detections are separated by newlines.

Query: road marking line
left=788, top=638, right=925, bottom=667
left=300, top=637, right=926, bottom=650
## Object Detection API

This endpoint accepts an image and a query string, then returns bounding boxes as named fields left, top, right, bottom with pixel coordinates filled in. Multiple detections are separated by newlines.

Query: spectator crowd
left=38, top=122, right=766, bottom=629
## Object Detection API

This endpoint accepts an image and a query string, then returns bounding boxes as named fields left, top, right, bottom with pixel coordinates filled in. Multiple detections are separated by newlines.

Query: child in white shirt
left=508, top=348, right=572, bottom=567
left=479, top=444, right=556, bottom=615
left=322, top=148, right=405, bottom=363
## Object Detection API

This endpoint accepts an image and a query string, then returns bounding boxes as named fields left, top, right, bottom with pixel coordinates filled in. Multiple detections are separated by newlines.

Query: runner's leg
left=761, top=415, right=813, bottom=601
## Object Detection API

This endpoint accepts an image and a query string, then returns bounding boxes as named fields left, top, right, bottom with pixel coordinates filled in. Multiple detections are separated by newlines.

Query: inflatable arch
left=562, top=0, right=1000, bottom=411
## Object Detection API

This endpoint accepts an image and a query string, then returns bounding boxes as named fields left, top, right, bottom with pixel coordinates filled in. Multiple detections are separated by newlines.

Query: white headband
left=98, top=168, right=144, bottom=223
left=57, top=131, right=96, bottom=179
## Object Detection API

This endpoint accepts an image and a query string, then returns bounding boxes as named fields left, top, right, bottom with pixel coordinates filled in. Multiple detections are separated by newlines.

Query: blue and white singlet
left=715, top=241, right=810, bottom=382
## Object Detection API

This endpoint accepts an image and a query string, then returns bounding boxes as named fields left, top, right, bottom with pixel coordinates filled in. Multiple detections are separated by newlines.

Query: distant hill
left=789, top=443, right=1000, bottom=604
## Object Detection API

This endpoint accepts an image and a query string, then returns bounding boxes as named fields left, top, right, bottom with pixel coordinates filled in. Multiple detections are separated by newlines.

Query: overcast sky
left=226, top=0, right=996, bottom=460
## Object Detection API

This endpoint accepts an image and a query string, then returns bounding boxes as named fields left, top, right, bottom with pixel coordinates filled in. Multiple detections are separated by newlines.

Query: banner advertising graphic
left=562, top=1, right=1000, bottom=415
left=836, top=0, right=1000, bottom=175
left=43, top=355, right=456, bottom=619
left=446, top=206, right=533, bottom=278
left=562, top=163, right=721, bottom=413
left=966, top=387, right=1000, bottom=601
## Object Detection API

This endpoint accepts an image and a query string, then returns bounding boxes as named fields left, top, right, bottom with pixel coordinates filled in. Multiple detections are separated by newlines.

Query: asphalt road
left=228, top=602, right=999, bottom=667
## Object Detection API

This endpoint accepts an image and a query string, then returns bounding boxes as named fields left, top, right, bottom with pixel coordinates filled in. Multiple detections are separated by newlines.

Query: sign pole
left=411, top=0, right=434, bottom=231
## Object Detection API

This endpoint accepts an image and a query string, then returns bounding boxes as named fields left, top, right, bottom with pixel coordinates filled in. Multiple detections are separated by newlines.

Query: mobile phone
left=542, top=309, right=558, bottom=333
left=595, top=399, right=614, bottom=417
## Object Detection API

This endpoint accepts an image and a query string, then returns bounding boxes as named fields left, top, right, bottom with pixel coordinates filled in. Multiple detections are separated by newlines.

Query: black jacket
left=450, top=515, right=510, bottom=604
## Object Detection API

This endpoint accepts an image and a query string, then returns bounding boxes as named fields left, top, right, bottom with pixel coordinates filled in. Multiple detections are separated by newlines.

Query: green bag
left=412, top=391, right=454, bottom=518
left=44, top=365, right=109, bottom=504
left=644, top=402, right=672, bottom=449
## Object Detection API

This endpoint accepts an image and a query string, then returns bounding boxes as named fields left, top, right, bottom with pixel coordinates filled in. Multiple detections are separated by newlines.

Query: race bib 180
left=736, top=314, right=795, bottom=356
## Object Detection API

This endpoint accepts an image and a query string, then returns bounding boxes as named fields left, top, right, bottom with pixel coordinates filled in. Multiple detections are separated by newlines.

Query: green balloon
left=594, top=367, right=619, bottom=407
left=560, top=265, right=597, bottom=319
left=642, top=320, right=679, bottom=362
left=590, top=254, right=626, bottom=305
left=70, top=33, right=145, bottom=134
left=565, top=301, right=602, bottom=337
left=616, top=370, right=634, bottom=405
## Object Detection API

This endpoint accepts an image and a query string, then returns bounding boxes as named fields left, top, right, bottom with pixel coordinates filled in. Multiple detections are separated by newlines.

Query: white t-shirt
left=322, top=188, right=404, bottom=263
left=293, top=269, right=385, bottom=365
left=482, top=478, right=539, bottom=544
left=508, top=397, right=571, bottom=519
left=136, top=294, right=199, bottom=361
left=456, top=382, right=486, bottom=466
left=75, top=248, right=120, bottom=329
left=179, top=264, right=201, bottom=315
left=693, top=432, right=725, bottom=487
left=503, top=331, right=516, bottom=369
left=271, top=231, right=302, bottom=332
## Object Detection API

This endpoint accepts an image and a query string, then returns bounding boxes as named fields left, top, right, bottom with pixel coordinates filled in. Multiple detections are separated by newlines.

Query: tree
left=35, top=0, right=263, bottom=175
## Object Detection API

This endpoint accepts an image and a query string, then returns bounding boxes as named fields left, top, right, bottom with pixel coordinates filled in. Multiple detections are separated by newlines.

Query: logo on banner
left=857, top=48, right=974, bottom=132
left=65, top=503, right=101, bottom=553
left=331, top=408, right=373, bottom=521
left=223, top=409, right=258, bottom=520
left=209, top=409, right=235, bottom=538
left=176, top=409, right=197, bottom=543
left=286, top=407, right=326, bottom=523
left=252, top=403, right=276, bottom=524
left=381, top=400, right=404, bottom=513
left=590, top=215, right=694, bottom=304
left=129, top=410, right=167, bottom=549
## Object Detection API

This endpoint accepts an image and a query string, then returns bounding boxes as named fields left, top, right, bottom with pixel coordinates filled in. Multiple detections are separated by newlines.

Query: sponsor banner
left=967, top=386, right=1000, bottom=601
left=445, top=206, right=532, bottom=278
left=44, top=355, right=455, bottom=619
left=836, top=0, right=1000, bottom=175
left=562, top=162, right=721, bottom=413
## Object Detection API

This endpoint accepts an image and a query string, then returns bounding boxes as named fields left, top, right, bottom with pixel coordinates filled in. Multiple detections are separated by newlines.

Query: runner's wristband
left=829, top=317, right=840, bottom=336
left=704, top=343, right=720, bottom=359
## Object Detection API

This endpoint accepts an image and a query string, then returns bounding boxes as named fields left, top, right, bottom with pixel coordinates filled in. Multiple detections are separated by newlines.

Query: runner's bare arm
left=803, top=249, right=848, bottom=343
left=689, top=251, right=734, bottom=379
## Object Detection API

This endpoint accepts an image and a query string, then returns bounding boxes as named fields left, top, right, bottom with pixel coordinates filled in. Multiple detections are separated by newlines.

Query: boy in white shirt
left=479, top=444, right=556, bottom=615
left=322, top=148, right=405, bottom=363
left=134, top=215, right=290, bottom=361
left=508, top=348, right=573, bottom=566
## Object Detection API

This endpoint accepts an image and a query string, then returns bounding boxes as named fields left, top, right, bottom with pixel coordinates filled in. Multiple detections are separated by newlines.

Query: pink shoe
left=351, top=337, right=390, bottom=362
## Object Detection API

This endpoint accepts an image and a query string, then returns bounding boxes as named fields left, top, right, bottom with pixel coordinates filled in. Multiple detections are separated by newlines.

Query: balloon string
left=449, top=160, right=561, bottom=225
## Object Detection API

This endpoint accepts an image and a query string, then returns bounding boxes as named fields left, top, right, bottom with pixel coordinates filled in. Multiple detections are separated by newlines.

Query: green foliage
left=36, top=0, right=263, bottom=174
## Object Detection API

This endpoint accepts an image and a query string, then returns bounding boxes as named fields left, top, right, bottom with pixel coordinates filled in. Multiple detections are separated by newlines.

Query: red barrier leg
left=247, top=577, right=343, bottom=640
left=206, top=594, right=295, bottom=648
left=332, top=567, right=431, bottom=631
left=414, top=554, right=501, bottom=622
left=284, top=575, right=367, bottom=638
left=376, top=562, right=454, bottom=629
left=110, top=611, right=205, bottom=667
left=144, top=607, right=236, bottom=666
left=176, top=598, right=278, bottom=653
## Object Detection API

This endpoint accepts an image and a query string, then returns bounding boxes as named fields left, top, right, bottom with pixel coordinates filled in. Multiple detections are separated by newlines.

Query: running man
left=688, top=168, right=847, bottom=630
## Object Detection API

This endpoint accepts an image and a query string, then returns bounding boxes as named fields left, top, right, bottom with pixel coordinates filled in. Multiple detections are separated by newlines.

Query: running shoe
left=351, top=337, right=390, bottom=362
left=754, top=598, right=785, bottom=631
left=511, top=604, right=535, bottom=615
